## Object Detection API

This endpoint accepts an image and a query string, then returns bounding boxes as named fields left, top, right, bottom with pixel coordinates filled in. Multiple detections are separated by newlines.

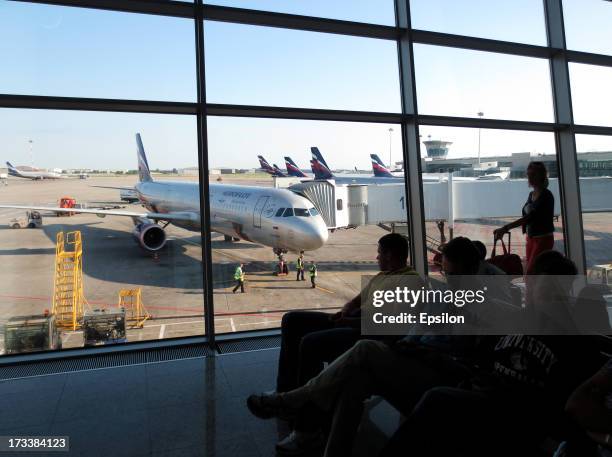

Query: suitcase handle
left=492, top=231, right=512, bottom=257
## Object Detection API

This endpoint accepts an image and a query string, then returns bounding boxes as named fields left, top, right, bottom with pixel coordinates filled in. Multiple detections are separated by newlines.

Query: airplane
left=284, top=156, right=309, bottom=178
left=309, top=147, right=409, bottom=184
left=273, top=163, right=287, bottom=177
left=258, top=155, right=286, bottom=177
left=370, top=154, right=398, bottom=178
left=6, top=162, right=62, bottom=180
left=0, top=134, right=328, bottom=255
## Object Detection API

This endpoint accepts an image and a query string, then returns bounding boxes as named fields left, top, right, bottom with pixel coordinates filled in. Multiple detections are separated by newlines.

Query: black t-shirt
left=522, top=188, right=555, bottom=237
left=481, top=335, right=600, bottom=407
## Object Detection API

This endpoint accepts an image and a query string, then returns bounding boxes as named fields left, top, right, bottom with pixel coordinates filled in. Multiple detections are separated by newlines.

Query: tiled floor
left=0, top=349, right=286, bottom=457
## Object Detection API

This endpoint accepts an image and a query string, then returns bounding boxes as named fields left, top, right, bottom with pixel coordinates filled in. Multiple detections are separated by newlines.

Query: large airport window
left=416, top=126, right=561, bottom=276
left=0, top=109, right=204, bottom=356
left=569, top=63, right=612, bottom=127
left=413, top=45, right=554, bottom=122
left=410, top=0, right=547, bottom=46
left=204, top=0, right=395, bottom=26
left=204, top=22, right=401, bottom=112
left=575, top=135, right=612, bottom=272
left=206, top=116, right=406, bottom=334
left=0, top=2, right=196, bottom=102
left=563, top=0, right=612, bottom=57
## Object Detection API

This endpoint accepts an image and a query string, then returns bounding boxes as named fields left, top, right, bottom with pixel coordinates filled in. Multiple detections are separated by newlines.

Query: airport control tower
left=423, top=138, right=452, bottom=159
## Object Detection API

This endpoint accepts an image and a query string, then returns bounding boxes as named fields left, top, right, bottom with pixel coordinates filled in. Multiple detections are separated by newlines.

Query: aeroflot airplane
left=5, top=162, right=62, bottom=180
left=258, top=155, right=286, bottom=177
left=310, top=147, right=405, bottom=184
left=284, top=156, right=309, bottom=178
left=0, top=135, right=328, bottom=254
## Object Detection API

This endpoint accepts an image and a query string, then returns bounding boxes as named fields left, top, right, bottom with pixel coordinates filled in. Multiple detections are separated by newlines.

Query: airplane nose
left=302, top=218, right=328, bottom=250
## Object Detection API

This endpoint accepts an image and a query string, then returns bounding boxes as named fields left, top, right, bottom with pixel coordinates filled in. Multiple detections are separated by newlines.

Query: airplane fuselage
left=135, top=181, right=328, bottom=252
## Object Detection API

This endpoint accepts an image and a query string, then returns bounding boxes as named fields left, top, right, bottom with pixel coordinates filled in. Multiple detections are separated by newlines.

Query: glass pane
left=410, top=0, right=547, bottom=45
left=570, top=63, right=612, bottom=127
left=417, top=126, right=563, bottom=276
left=0, top=109, right=204, bottom=355
left=204, top=22, right=401, bottom=112
left=0, top=2, right=196, bottom=101
left=207, top=116, right=408, bottom=333
left=563, top=0, right=612, bottom=56
left=575, top=135, right=612, bottom=271
left=414, top=45, right=554, bottom=122
left=204, top=0, right=395, bottom=26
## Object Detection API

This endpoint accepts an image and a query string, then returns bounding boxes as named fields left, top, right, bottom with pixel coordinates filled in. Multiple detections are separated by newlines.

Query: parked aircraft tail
left=310, top=147, right=334, bottom=179
left=257, top=155, right=276, bottom=175
left=273, top=164, right=287, bottom=177
left=136, top=133, right=152, bottom=182
left=284, top=156, right=307, bottom=177
left=370, top=154, right=395, bottom=178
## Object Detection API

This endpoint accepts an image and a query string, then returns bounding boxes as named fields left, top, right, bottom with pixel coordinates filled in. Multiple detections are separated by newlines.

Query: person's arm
left=494, top=216, right=530, bottom=239
left=566, top=362, right=612, bottom=432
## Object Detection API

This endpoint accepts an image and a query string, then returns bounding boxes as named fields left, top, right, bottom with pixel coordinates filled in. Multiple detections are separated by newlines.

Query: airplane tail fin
left=6, top=162, right=20, bottom=177
left=284, top=156, right=307, bottom=177
left=371, top=154, right=394, bottom=178
left=272, top=164, right=287, bottom=177
left=136, top=133, right=153, bottom=182
left=310, top=147, right=334, bottom=179
left=258, top=155, right=276, bottom=175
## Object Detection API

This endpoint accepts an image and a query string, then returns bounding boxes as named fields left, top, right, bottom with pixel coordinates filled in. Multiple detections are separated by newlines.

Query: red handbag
left=488, top=232, right=524, bottom=276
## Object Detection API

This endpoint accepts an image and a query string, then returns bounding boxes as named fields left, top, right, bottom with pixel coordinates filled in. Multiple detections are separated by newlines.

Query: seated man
left=248, top=236, right=487, bottom=456
left=276, top=233, right=415, bottom=393
left=380, top=334, right=600, bottom=457
left=473, top=239, right=506, bottom=275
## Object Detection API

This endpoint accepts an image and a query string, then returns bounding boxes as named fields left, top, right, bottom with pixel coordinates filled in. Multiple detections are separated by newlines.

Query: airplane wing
left=0, top=205, right=198, bottom=222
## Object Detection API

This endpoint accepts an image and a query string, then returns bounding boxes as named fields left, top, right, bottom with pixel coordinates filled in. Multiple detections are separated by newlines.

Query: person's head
left=526, top=161, right=549, bottom=189
left=532, top=250, right=577, bottom=276
left=472, top=240, right=487, bottom=261
left=440, top=236, right=481, bottom=275
left=377, top=233, right=409, bottom=271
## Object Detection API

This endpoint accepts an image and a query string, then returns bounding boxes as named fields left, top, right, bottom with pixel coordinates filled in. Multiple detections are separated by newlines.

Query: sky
left=0, top=0, right=611, bottom=170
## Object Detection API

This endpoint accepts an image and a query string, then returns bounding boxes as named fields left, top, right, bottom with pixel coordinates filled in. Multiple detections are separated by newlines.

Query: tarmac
left=0, top=174, right=609, bottom=352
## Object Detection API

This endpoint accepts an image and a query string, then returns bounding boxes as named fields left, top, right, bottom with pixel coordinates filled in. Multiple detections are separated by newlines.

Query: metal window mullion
left=544, top=0, right=586, bottom=273
left=194, top=0, right=216, bottom=346
left=395, top=0, right=427, bottom=275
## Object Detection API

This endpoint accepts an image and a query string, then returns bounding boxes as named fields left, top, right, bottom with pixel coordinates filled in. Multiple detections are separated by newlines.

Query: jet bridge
left=287, top=180, right=408, bottom=229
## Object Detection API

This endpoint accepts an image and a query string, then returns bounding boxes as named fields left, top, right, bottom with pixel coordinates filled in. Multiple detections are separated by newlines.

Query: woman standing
left=493, top=161, right=555, bottom=274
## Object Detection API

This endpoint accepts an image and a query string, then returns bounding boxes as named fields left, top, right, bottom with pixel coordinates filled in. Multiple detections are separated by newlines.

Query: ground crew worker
left=308, top=261, right=317, bottom=289
left=296, top=251, right=305, bottom=281
left=232, top=263, right=245, bottom=293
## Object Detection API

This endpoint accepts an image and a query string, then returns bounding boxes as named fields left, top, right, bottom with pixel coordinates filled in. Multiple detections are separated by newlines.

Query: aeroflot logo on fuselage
left=223, top=191, right=250, bottom=199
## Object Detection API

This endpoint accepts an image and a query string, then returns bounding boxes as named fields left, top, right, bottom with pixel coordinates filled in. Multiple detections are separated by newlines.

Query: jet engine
left=132, top=219, right=167, bottom=251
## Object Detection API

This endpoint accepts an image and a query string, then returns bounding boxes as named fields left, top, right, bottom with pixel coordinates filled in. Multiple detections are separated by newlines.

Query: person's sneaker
left=276, top=430, right=325, bottom=455
left=247, top=392, right=296, bottom=421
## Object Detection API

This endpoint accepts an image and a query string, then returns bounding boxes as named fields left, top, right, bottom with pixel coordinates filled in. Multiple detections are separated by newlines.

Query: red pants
left=525, top=234, right=555, bottom=274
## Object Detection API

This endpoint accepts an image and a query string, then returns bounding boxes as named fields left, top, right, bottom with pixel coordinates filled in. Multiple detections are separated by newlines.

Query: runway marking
left=170, top=237, right=201, bottom=248
left=230, top=318, right=236, bottom=332
left=158, top=324, right=166, bottom=339
left=315, top=285, right=335, bottom=294
left=238, top=320, right=281, bottom=327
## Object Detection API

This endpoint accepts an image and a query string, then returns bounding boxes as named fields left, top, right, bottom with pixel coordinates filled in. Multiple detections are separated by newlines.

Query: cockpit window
left=294, top=208, right=310, bottom=217
left=275, top=208, right=285, bottom=217
left=283, top=208, right=294, bottom=217
left=309, top=207, right=319, bottom=217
